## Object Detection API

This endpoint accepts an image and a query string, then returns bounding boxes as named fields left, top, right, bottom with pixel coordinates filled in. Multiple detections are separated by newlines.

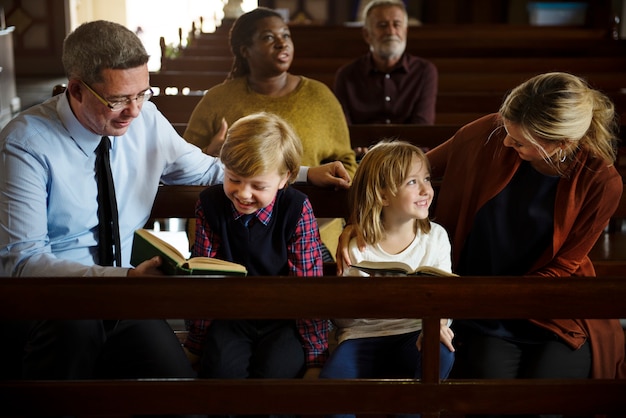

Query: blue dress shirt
left=0, top=93, right=224, bottom=276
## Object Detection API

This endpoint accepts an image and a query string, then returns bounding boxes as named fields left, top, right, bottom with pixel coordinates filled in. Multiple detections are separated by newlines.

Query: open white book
left=351, top=260, right=458, bottom=277
left=130, top=229, right=247, bottom=276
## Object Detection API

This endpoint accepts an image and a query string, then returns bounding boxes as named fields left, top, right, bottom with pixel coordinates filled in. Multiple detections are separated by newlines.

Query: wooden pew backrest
left=1, top=275, right=625, bottom=416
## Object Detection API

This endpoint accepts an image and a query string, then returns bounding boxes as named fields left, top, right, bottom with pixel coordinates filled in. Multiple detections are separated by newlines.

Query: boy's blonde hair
left=349, top=140, right=431, bottom=245
left=220, top=112, right=302, bottom=184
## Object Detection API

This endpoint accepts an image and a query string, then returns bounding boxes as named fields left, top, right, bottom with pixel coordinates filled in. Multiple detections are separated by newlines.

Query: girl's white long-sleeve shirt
left=335, top=222, right=452, bottom=344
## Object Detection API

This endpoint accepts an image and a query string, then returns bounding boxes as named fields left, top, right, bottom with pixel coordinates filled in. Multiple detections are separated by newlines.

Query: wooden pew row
left=151, top=184, right=348, bottom=220
left=1, top=274, right=625, bottom=417
left=149, top=69, right=626, bottom=96
left=166, top=123, right=464, bottom=150
left=190, top=24, right=614, bottom=47
left=183, top=25, right=624, bottom=57
left=180, top=36, right=626, bottom=59
left=153, top=92, right=626, bottom=128
left=166, top=121, right=626, bottom=153
left=151, top=92, right=511, bottom=125
left=161, top=55, right=626, bottom=76
left=157, top=93, right=626, bottom=150
left=347, top=124, right=461, bottom=150
left=178, top=26, right=616, bottom=59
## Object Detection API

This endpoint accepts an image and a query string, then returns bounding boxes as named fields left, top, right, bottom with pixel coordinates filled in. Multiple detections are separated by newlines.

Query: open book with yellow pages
left=130, top=229, right=247, bottom=276
left=352, top=260, right=458, bottom=277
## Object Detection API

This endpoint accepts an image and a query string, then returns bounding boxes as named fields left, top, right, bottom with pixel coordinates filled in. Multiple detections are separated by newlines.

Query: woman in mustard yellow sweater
left=183, top=7, right=357, bottom=179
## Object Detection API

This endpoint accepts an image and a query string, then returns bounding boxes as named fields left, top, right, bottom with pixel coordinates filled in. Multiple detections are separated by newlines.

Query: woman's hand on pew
left=127, top=256, right=164, bottom=277
left=202, top=117, right=228, bottom=157
left=307, top=161, right=351, bottom=190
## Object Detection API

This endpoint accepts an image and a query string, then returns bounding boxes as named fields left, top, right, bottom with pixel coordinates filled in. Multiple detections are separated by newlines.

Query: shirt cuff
left=296, top=166, right=309, bottom=183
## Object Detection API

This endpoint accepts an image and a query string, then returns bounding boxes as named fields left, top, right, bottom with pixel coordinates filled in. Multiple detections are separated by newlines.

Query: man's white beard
left=377, top=39, right=406, bottom=60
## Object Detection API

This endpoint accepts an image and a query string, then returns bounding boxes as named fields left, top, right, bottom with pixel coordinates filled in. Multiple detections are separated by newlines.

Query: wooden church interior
left=1, top=0, right=626, bottom=416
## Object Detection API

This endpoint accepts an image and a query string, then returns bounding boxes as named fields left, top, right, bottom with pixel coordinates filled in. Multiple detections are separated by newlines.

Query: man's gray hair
left=362, top=0, right=408, bottom=22
left=62, top=20, right=149, bottom=84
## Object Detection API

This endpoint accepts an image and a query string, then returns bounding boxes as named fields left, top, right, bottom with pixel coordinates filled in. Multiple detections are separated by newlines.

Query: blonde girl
left=320, top=141, right=455, bottom=418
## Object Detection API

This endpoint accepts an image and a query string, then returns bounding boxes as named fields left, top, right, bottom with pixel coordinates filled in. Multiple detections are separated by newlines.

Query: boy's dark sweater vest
left=199, top=185, right=307, bottom=275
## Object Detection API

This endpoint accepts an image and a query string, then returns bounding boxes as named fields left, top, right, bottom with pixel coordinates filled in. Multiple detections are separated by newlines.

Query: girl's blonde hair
left=499, top=72, right=618, bottom=171
left=220, top=112, right=302, bottom=184
left=349, top=140, right=431, bottom=245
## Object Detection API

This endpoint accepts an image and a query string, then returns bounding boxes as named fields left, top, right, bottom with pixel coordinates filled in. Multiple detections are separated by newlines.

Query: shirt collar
left=366, top=51, right=410, bottom=74
left=56, top=91, right=111, bottom=156
left=231, top=195, right=278, bottom=226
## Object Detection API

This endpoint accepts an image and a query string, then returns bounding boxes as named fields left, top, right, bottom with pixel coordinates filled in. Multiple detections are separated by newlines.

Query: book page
left=353, top=260, right=413, bottom=274
left=352, top=261, right=458, bottom=277
left=136, top=229, right=186, bottom=263
left=186, top=257, right=247, bottom=273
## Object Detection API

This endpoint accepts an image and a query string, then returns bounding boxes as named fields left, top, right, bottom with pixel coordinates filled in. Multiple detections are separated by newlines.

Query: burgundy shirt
left=333, top=52, right=438, bottom=124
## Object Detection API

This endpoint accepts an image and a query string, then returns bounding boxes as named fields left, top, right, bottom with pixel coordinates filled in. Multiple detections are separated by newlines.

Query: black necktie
left=95, top=136, right=121, bottom=266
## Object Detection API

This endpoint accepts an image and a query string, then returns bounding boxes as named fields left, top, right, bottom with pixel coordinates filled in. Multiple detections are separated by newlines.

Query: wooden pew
left=149, top=70, right=224, bottom=94
left=1, top=275, right=625, bottom=417
left=181, top=37, right=626, bottom=59
left=348, top=124, right=460, bottom=150
left=151, top=184, right=349, bottom=221
left=149, top=69, right=626, bottom=96
left=151, top=93, right=203, bottom=123
left=155, top=54, right=626, bottom=125
left=150, top=86, right=626, bottom=128
left=163, top=121, right=464, bottom=151
left=190, top=24, right=614, bottom=48
left=178, top=24, right=623, bottom=62
left=182, top=24, right=626, bottom=59
left=166, top=121, right=626, bottom=154
left=150, top=92, right=506, bottom=126
left=161, top=55, right=626, bottom=77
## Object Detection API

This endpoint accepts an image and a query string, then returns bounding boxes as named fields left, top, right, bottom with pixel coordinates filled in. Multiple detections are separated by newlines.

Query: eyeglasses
left=81, top=80, right=153, bottom=111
